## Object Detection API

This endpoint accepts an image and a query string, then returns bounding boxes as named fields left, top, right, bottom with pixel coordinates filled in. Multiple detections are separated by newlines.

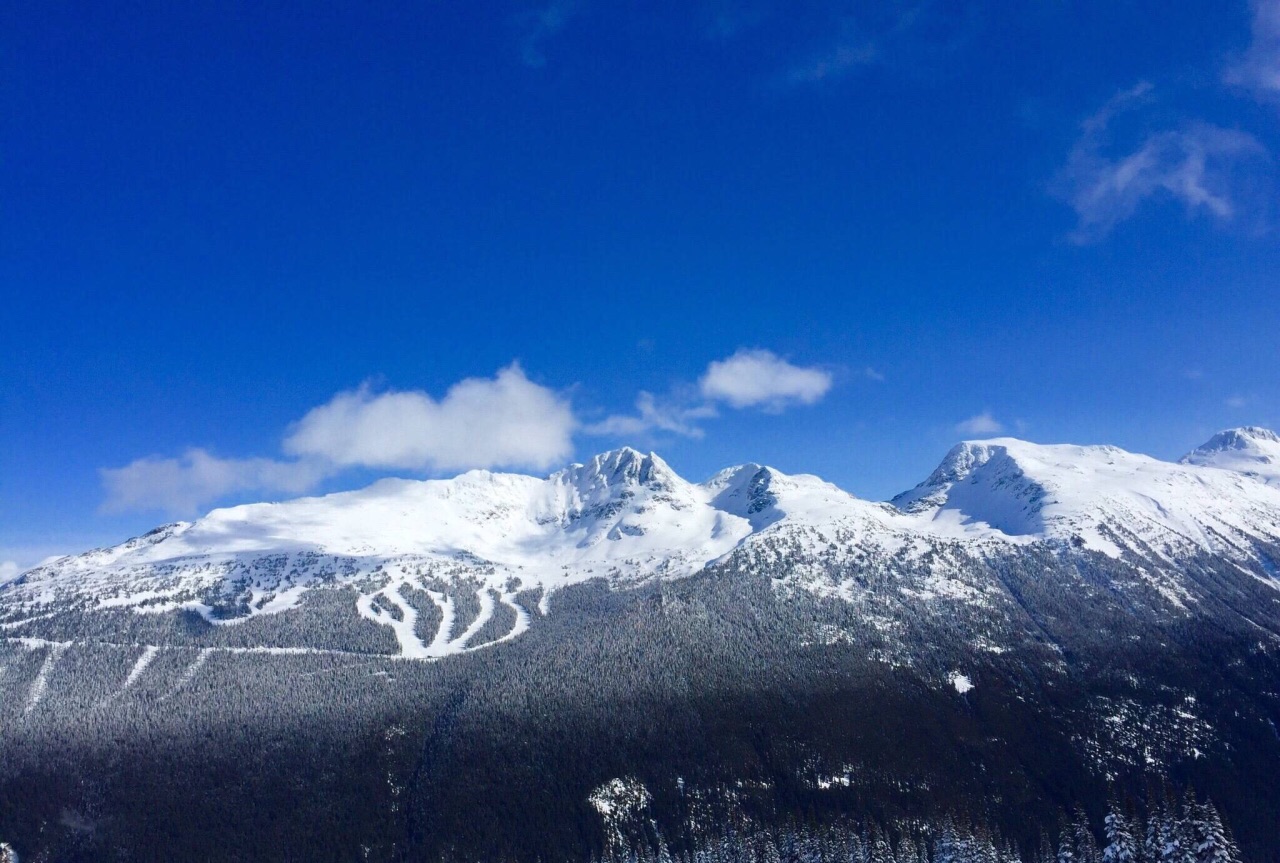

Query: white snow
left=121, top=645, right=159, bottom=691
left=24, top=642, right=68, bottom=715
left=163, top=648, right=211, bottom=700
left=1180, top=426, right=1280, bottom=486
left=893, top=435, right=1280, bottom=560
left=588, top=777, right=651, bottom=819
left=7, top=433, right=1280, bottom=661
left=950, top=672, right=974, bottom=694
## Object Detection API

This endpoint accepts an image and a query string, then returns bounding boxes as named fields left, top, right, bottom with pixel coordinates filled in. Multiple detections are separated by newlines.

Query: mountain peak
left=555, top=447, right=679, bottom=494
left=1186, top=426, right=1280, bottom=453
left=702, top=463, right=780, bottom=525
left=1181, top=426, right=1280, bottom=485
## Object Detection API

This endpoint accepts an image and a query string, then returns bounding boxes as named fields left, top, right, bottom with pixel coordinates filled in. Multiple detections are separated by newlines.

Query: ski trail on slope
left=381, top=582, right=428, bottom=658
left=0, top=612, right=58, bottom=630
left=163, top=648, right=211, bottom=700
left=472, top=592, right=531, bottom=650
left=24, top=642, right=68, bottom=716
left=424, top=590, right=457, bottom=657
left=354, top=567, right=435, bottom=659
left=115, top=645, right=160, bottom=699
left=448, top=588, right=494, bottom=651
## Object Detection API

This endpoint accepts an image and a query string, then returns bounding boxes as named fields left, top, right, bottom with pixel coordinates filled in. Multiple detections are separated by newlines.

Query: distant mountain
left=893, top=436, right=1280, bottom=558
left=1181, top=425, right=1280, bottom=486
left=2, top=431, right=1279, bottom=863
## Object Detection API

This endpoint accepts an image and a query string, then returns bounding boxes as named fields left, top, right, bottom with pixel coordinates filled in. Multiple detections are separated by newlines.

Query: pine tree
left=1170, top=790, right=1202, bottom=863
left=1057, top=814, right=1077, bottom=863
left=1144, top=801, right=1164, bottom=863
left=936, top=821, right=964, bottom=863
left=1073, top=811, right=1100, bottom=863
left=1036, top=831, right=1056, bottom=863
left=843, top=828, right=867, bottom=863
left=868, top=825, right=895, bottom=863
left=898, top=833, right=921, bottom=863
left=1101, top=803, right=1138, bottom=863
left=1191, top=801, right=1239, bottom=863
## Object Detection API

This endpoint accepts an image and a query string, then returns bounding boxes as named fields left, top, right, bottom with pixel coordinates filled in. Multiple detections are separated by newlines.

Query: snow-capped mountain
left=892, top=436, right=1280, bottom=559
left=1180, top=426, right=1280, bottom=486
left=5, top=431, right=1280, bottom=863
left=5, top=431, right=1280, bottom=660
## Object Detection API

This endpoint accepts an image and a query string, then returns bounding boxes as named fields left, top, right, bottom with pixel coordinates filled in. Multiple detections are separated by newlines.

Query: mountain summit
left=892, top=435, right=1280, bottom=557
left=1181, top=426, right=1280, bottom=485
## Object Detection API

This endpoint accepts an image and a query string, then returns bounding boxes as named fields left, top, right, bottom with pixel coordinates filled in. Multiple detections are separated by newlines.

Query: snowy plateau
left=5, top=428, right=1280, bottom=662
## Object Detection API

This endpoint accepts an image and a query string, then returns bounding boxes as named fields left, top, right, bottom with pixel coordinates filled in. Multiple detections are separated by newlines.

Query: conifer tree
left=1190, top=801, right=1239, bottom=863
left=1057, top=814, right=1077, bottom=863
left=1101, top=803, right=1138, bottom=863
left=1073, top=811, right=1100, bottom=863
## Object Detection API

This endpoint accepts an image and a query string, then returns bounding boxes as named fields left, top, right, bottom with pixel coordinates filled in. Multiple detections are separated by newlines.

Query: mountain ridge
left=5, top=429, right=1280, bottom=660
left=20, top=428, right=1280, bottom=570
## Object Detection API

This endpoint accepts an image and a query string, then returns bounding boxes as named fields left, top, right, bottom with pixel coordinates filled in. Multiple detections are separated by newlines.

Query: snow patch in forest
left=588, top=776, right=651, bottom=819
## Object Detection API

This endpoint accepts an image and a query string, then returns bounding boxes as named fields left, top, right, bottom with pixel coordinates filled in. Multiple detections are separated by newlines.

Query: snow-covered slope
left=54, top=449, right=749, bottom=587
left=6, top=431, right=1280, bottom=660
left=1181, top=426, right=1280, bottom=486
left=891, top=436, right=1280, bottom=559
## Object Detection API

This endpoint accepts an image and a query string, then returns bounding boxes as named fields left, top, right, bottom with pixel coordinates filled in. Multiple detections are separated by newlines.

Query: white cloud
left=863, top=366, right=886, bottom=382
left=100, top=355, right=836, bottom=514
left=699, top=349, right=833, bottom=411
left=283, top=363, right=575, bottom=473
left=956, top=411, right=1004, bottom=436
left=101, top=449, right=332, bottom=516
left=587, top=349, right=833, bottom=440
left=517, top=0, right=579, bottom=68
left=1226, top=0, right=1280, bottom=100
left=1226, top=394, right=1250, bottom=408
left=102, top=363, right=576, bottom=515
left=585, top=392, right=715, bottom=439
left=1055, top=83, right=1266, bottom=242
left=0, top=561, right=21, bottom=585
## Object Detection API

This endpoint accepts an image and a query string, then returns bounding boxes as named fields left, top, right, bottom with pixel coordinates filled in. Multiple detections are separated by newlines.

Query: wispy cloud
left=517, top=0, right=580, bottom=68
left=1226, top=394, right=1250, bottom=408
left=0, top=561, right=21, bottom=585
left=956, top=411, right=1004, bottom=436
left=785, top=1, right=973, bottom=86
left=101, top=451, right=331, bottom=516
left=102, top=364, right=576, bottom=515
left=585, top=392, right=715, bottom=439
left=1055, top=83, right=1266, bottom=242
left=589, top=349, right=833, bottom=439
left=863, top=366, right=886, bottom=382
left=1225, top=0, right=1280, bottom=101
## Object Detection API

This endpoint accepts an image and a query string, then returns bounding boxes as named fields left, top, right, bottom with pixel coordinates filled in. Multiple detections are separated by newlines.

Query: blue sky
left=3, top=0, right=1279, bottom=569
